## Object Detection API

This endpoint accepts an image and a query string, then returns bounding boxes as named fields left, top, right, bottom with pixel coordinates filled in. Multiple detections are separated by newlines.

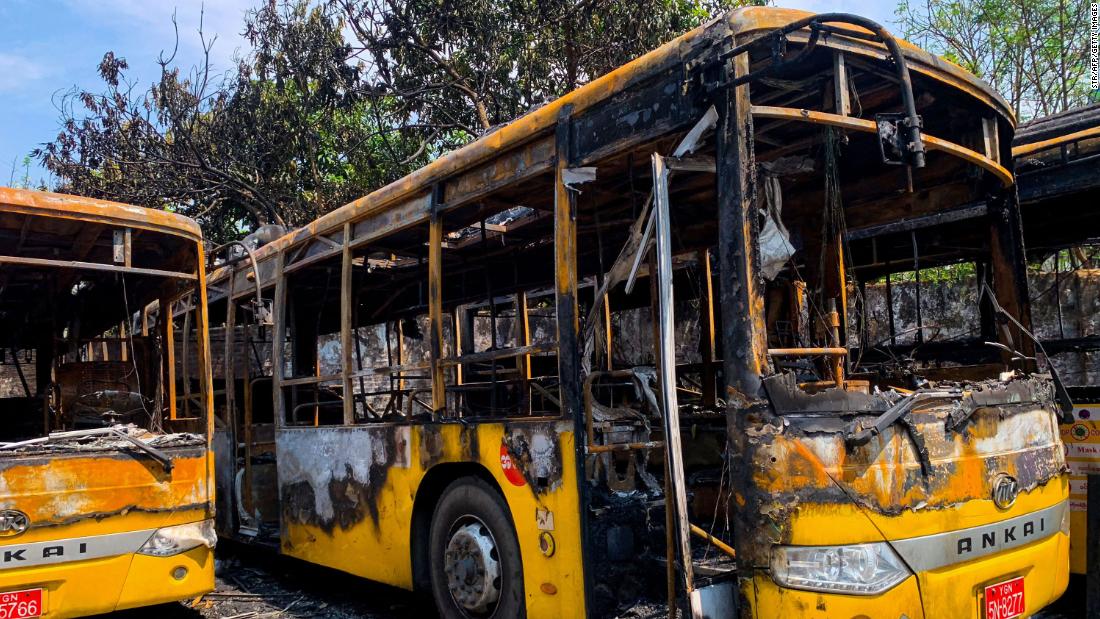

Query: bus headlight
left=138, top=520, right=217, bottom=557
left=770, top=542, right=910, bottom=595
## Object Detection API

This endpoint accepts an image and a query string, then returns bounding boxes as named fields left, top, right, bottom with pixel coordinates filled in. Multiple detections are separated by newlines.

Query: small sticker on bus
left=500, top=443, right=527, bottom=487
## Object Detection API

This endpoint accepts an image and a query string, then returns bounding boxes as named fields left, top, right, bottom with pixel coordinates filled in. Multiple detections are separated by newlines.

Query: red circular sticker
left=500, top=443, right=527, bottom=487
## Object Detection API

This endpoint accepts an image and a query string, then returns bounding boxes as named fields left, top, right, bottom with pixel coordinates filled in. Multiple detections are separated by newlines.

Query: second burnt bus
left=200, top=7, right=1068, bottom=618
left=1012, top=103, right=1100, bottom=576
left=0, top=188, right=216, bottom=619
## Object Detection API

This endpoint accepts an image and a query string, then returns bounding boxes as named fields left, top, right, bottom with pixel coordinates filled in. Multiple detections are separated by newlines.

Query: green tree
left=336, top=0, right=754, bottom=155
left=896, top=0, right=1093, bottom=119
left=39, top=0, right=757, bottom=239
left=37, top=2, right=427, bottom=241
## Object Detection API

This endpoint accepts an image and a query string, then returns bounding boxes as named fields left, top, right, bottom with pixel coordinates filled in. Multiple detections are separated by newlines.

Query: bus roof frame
left=207, top=6, right=1016, bottom=291
left=0, top=186, right=203, bottom=243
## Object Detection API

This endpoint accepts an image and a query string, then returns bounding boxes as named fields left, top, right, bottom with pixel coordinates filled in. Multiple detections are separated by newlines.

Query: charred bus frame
left=1013, top=103, right=1100, bottom=578
left=0, top=187, right=216, bottom=617
left=204, top=8, right=1067, bottom=618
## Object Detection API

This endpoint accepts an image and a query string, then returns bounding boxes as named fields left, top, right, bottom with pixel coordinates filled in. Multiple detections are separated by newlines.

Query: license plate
left=0, top=589, right=41, bottom=619
left=984, top=576, right=1025, bottom=619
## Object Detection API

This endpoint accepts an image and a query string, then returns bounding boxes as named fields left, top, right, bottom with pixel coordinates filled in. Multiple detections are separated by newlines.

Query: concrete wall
left=854, top=269, right=1100, bottom=385
left=0, top=350, right=36, bottom=398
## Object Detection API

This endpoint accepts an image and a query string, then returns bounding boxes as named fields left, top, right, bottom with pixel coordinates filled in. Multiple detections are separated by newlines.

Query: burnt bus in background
left=1013, top=103, right=1100, bottom=576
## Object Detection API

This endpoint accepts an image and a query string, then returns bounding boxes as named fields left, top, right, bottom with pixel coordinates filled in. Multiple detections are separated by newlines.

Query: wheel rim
left=443, top=515, right=502, bottom=616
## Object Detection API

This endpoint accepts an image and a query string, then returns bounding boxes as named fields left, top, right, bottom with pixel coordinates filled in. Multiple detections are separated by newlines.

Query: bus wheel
left=429, top=477, right=525, bottom=619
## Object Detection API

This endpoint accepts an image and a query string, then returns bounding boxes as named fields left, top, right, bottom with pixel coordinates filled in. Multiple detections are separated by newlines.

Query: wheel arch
left=410, top=462, right=506, bottom=593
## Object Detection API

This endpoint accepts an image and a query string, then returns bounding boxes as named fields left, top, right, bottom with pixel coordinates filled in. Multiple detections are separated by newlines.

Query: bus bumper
left=0, top=545, right=213, bottom=619
left=751, top=530, right=1069, bottom=619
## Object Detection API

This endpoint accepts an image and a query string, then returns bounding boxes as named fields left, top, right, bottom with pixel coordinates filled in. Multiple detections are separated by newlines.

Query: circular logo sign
left=0, top=510, right=29, bottom=538
left=1071, top=423, right=1091, bottom=441
left=500, top=443, right=527, bottom=487
left=992, top=474, right=1019, bottom=510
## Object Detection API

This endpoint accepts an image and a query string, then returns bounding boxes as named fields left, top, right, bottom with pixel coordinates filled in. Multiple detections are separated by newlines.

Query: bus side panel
left=474, top=421, right=586, bottom=618
left=1059, top=400, right=1100, bottom=574
left=275, top=420, right=585, bottom=618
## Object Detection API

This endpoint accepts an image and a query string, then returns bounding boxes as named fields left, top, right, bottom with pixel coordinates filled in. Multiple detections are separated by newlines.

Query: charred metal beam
left=1016, top=103, right=1100, bottom=146
left=341, top=222, right=355, bottom=424
left=699, top=249, right=717, bottom=409
left=271, top=254, right=288, bottom=426
left=554, top=105, right=593, bottom=617
left=224, top=270, right=237, bottom=435
left=720, top=12, right=926, bottom=167
left=716, top=53, right=769, bottom=400
left=0, top=255, right=197, bottom=281
left=845, top=202, right=988, bottom=241
left=428, top=186, right=446, bottom=416
left=1017, top=157, right=1100, bottom=203
left=652, top=154, right=698, bottom=611
left=987, top=188, right=1036, bottom=364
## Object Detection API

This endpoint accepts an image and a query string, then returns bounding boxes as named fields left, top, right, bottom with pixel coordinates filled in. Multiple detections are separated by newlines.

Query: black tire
left=428, top=477, right=526, bottom=619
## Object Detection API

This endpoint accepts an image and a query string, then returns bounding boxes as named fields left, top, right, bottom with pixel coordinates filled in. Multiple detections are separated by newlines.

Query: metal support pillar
left=988, top=188, right=1036, bottom=366
left=429, top=184, right=446, bottom=416
left=553, top=105, right=591, bottom=617
left=715, top=52, right=769, bottom=400
left=653, top=154, right=700, bottom=618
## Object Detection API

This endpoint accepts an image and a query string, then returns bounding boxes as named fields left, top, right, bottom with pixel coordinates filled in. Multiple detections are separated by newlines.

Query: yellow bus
left=1013, top=103, right=1100, bottom=576
left=0, top=188, right=216, bottom=618
left=204, top=8, right=1068, bottom=618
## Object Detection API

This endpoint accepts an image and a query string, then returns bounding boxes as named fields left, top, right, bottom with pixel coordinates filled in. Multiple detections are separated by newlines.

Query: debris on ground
left=181, top=545, right=424, bottom=619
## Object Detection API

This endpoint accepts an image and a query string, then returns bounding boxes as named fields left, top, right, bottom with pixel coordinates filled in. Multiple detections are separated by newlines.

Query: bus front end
left=710, top=10, right=1071, bottom=618
left=0, top=449, right=216, bottom=617
left=0, top=188, right=216, bottom=618
left=739, top=376, right=1068, bottom=618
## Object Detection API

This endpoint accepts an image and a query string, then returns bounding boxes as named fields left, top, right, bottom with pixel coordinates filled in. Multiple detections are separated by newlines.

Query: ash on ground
left=108, top=543, right=425, bottom=619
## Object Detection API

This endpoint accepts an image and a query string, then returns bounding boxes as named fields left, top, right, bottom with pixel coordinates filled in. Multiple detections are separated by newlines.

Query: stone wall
left=855, top=269, right=1100, bottom=385
left=0, top=350, right=36, bottom=398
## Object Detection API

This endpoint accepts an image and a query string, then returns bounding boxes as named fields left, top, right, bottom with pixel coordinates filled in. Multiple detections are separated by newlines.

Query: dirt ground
left=104, top=543, right=426, bottom=619
left=100, top=544, right=1083, bottom=618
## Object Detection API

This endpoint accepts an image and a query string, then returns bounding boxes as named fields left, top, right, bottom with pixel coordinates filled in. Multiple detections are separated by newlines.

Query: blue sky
left=0, top=0, right=895, bottom=187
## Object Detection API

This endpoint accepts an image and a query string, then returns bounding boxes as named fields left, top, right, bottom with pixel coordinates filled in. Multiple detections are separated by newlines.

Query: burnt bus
left=0, top=188, right=215, bottom=618
left=198, top=8, right=1067, bottom=618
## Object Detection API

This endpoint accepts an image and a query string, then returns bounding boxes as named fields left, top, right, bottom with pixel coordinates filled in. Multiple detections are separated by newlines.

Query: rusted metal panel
left=444, top=135, right=556, bottom=208
left=428, top=188, right=446, bottom=415
left=0, top=187, right=203, bottom=242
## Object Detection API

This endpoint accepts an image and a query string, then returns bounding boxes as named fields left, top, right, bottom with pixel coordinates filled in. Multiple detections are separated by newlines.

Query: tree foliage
left=337, top=0, right=747, bottom=152
left=37, top=2, right=426, bottom=241
left=38, top=0, right=752, bottom=239
left=896, top=0, right=1094, bottom=119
